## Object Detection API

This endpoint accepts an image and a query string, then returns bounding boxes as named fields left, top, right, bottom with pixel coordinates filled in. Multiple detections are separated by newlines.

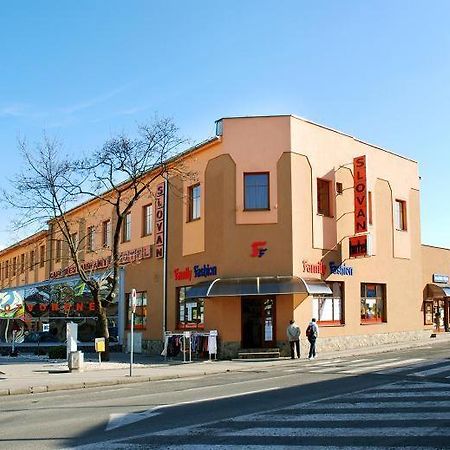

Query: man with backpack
left=306, top=318, right=319, bottom=360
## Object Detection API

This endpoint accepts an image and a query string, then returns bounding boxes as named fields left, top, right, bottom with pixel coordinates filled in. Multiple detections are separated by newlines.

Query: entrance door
left=242, top=297, right=276, bottom=348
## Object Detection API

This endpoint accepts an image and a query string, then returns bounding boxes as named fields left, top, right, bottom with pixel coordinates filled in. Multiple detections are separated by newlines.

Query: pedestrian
left=286, top=319, right=301, bottom=359
left=306, top=318, right=319, bottom=360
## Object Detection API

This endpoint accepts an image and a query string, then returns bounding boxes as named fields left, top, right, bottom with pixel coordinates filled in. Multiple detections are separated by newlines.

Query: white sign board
left=42, top=323, right=50, bottom=333
left=66, top=322, right=78, bottom=357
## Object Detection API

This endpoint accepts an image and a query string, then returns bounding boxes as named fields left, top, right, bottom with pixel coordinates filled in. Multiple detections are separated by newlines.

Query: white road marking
left=377, top=359, right=447, bottom=374
left=412, top=364, right=450, bottom=377
left=221, top=426, right=450, bottom=437
left=234, top=411, right=450, bottom=422
left=290, top=400, right=450, bottom=409
left=104, top=386, right=280, bottom=431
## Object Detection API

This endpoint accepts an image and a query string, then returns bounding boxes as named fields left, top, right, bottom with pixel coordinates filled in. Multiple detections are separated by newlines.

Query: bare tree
left=4, top=117, right=190, bottom=359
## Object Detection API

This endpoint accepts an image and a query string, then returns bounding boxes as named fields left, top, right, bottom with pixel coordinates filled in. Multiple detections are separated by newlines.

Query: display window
left=177, top=286, right=204, bottom=330
left=361, top=283, right=386, bottom=324
left=313, top=281, right=344, bottom=325
left=424, top=301, right=433, bottom=325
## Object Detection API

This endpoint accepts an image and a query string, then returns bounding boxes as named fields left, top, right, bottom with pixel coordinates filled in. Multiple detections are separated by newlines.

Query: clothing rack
left=162, top=330, right=218, bottom=363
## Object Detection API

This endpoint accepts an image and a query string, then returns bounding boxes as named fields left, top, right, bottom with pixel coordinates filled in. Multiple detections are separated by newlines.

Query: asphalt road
left=1, top=343, right=450, bottom=449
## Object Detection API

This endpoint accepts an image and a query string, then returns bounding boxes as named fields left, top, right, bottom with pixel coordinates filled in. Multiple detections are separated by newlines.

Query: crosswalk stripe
left=341, top=359, right=422, bottom=374
left=348, top=390, right=450, bottom=398
left=377, top=359, right=448, bottom=375
left=221, top=426, right=450, bottom=437
left=375, top=382, right=450, bottom=389
left=412, top=365, right=450, bottom=377
left=95, top=446, right=441, bottom=450
left=310, top=358, right=402, bottom=373
left=287, top=400, right=450, bottom=409
left=237, top=412, right=450, bottom=422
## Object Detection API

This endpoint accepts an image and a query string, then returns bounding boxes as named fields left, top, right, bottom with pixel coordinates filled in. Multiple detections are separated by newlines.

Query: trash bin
left=68, top=351, right=84, bottom=372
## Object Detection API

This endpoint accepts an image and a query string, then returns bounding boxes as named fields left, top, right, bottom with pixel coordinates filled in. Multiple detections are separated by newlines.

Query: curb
left=1, top=336, right=449, bottom=397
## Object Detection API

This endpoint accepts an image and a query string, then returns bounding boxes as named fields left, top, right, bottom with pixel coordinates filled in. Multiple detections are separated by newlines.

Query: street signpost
left=130, top=288, right=137, bottom=377
left=95, top=337, right=106, bottom=364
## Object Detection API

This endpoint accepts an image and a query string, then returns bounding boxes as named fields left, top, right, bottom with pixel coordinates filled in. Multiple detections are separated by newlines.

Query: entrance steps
left=237, top=348, right=280, bottom=360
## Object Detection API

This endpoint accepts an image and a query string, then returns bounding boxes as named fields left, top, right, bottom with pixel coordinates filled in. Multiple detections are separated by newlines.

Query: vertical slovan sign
left=155, top=182, right=165, bottom=258
left=353, top=155, right=367, bottom=234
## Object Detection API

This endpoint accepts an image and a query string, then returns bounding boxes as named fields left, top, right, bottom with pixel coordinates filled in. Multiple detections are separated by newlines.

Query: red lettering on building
left=354, top=155, right=367, bottom=233
left=302, top=260, right=326, bottom=276
left=155, top=182, right=165, bottom=259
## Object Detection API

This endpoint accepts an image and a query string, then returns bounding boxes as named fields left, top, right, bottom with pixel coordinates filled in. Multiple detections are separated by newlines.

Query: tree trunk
left=95, top=294, right=110, bottom=361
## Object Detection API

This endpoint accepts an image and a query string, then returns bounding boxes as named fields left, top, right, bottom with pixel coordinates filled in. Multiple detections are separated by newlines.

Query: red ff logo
left=251, top=241, right=268, bottom=258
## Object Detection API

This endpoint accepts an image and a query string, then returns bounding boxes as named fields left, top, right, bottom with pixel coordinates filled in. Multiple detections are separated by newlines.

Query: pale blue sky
left=1, top=1, right=450, bottom=248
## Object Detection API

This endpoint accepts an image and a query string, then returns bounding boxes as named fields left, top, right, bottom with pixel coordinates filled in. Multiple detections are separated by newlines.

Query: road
left=1, top=342, right=450, bottom=449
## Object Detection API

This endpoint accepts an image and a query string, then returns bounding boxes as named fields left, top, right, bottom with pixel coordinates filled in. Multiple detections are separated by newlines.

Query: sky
left=1, top=1, right=450, bottom=249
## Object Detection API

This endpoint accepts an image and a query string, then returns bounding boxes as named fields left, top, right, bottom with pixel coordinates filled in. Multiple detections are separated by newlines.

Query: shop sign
left=349, top=235, right=369, bottom=258
left=25, top=301, right=96, bottom=315
left=329, top=261, right=353, bottom=276
left=251, top=241, right=268, bottom=257
left=302, top=260, right=326, bottom=276
left=433, top=274, right=449, bottom=284
left=155, top=182, right=165, bottom=259
left=50, top=245, right=151, bottom=279
left=354, top=155, right=367, bottom=233
left=174, top=264, right=218, bottom=281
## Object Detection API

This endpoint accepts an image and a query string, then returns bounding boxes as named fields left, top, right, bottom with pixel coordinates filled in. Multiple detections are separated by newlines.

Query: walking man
left=306, top=318, right=319, bottom=360
left=287, top=319, right=301, bottom=359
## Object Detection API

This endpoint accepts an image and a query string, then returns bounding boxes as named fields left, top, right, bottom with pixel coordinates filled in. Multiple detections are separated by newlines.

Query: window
left=126, top=291, right=147, bottom=329
left=87, top=226, right=95, bottom=252
left=143, top=204, right=153, bottom=236
left=317, top=178, right=332, bottom=216
left=55, top=241, right=62, bottom=262
left=102, top=220, right=111, bottom=248
left=336, top=182, right=343, bottom=195
left=12, top=257, right=17, bottom=276
left=177, top=286, right=205, bottom=329
left=368, top=191, right=373, bottom=225
left=20, top=254, right=25, bottom=274
left=424, top=301, right=433, bottom=325
left=395, top=199, right=407, bottom=231
left=361, top=283, right=386, bottom=324
left=123, top=213, right=131, bottom=242
left=313, top=282, right=344, bottom=325
left=244, top=173, right=269, bottom=210
left=30, top=250, right=35, bottom=270
left=39, top=245, right=45, bottom=268
left=5, top=260, right=9, bottom=279
left=188, top=184, right=201, bottom=221
left=70, top=232, right=78, bottom=249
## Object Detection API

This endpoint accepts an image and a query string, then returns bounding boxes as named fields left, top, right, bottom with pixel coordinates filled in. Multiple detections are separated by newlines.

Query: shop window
left=394, top=199, right=407, bottom=231
left=122, top=213, right=131, bottom=242
left=424, top=301, right=433, bottom=325
left=126, top=291, right=147, bottom=330
left=244, top=172, right=270, bottom=211
left=177, top=286, right=205, bottom=329
left=102, top=220, right=111, bottom=248
left=87, top=226, right=95, bottom=252
left=317, top=178, right=332, bottom=216
left=142, top=204, right=153, bottom=236
left=313, top=282, right=344, bottom=325
left=361, top=283, right=386, bottom=324
left=39, top=245, right=45, bottom=268
left=188, top=184, right=201, bottom=221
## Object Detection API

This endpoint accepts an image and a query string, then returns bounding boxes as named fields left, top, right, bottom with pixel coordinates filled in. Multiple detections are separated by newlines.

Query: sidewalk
left=1, top=333, right=449, bottom=397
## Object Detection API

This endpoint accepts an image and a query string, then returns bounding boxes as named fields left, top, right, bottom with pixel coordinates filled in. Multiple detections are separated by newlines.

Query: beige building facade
left=0, top=115, right=448, bottom=357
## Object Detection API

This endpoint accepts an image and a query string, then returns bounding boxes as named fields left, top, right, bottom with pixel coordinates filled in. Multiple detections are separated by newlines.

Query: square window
left=244, top=173, right=269, bottom=211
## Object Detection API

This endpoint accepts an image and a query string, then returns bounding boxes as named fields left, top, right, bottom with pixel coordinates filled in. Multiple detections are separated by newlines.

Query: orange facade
left=0, top=115, right=448, bottom=357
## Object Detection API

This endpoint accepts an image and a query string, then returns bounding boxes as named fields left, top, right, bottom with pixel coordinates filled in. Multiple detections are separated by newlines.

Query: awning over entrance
left=185, top=276, right=332, bottom=299
left=427, top=283, right=450, bottom=298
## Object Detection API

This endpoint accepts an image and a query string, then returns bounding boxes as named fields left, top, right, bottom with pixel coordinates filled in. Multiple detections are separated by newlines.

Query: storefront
left=424, top=274, right=450, bottom=332
left=0, top=270, right=125, bottom=346
left=184, top=276, right=331, bottom=350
